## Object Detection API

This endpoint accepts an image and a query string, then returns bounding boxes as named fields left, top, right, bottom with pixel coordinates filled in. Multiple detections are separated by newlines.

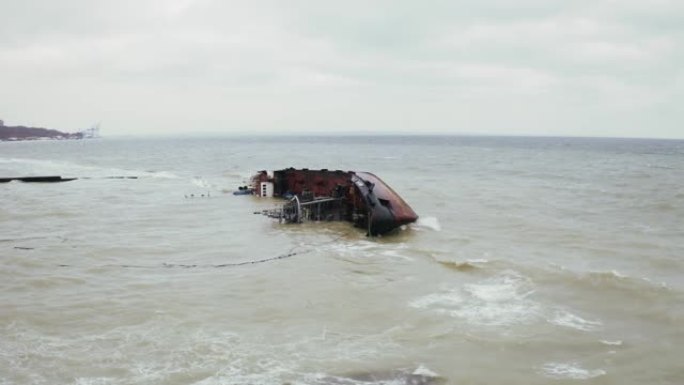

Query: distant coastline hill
left=0, top=119, right=84, bottom=141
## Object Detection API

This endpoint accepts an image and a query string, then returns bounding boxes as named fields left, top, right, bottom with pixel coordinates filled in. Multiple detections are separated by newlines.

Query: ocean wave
left=581, top=270, right=672, bottom=294
left=0, top=157, right=130, bottom=177
left=548, top=309, right=602, bottom=332
left=437, top=259, right=487, bottom=272
left=147, top=171, right=180, bottom=179
left=191, top=177, right=213, bottom=188
left=0, top=156, right=183, bottom=180
left=410, top=271, right=541, bottom=327
left=538, top=266, right=675, bottom=301
left=323, top=239, right=415, bottom=263
left=412, top=217, right=441, bottom=232
left=540, top=362, right=606, bottom=380
left=379, top=248, right=414, bottom=261
left=307, top=365, right=443, bottom=385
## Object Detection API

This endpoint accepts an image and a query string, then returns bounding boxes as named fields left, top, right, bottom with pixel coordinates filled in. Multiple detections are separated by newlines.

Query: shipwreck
left=247, top=168, right=418, bottom=236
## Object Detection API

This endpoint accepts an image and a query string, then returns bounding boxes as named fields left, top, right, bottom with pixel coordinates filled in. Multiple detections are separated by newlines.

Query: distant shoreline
left=2, top=126, right=683, bottom=142
left=0, top=119, right=99, bottom=141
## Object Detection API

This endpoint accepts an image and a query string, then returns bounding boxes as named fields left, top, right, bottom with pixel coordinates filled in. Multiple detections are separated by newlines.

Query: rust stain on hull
left=250, top=168, right=418, bottom=236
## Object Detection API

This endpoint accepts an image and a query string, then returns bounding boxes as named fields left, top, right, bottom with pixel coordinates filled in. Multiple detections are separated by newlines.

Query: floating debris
left=0, top=176, right=77, bottom=183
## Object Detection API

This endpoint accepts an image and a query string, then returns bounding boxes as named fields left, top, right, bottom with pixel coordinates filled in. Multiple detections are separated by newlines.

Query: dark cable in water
left=57, top=250, right=311, bottom=269
left=49, top=234, right=345, bottom=269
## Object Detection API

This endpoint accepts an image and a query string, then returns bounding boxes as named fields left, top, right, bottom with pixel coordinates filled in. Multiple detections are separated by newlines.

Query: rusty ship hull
left=251, top=168, right=418, bottom=236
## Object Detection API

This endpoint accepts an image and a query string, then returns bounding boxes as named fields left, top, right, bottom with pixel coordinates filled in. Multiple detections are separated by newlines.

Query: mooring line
left=56, top=250, right=311, bottom=269
left=50, top=234, right=345, bottom=270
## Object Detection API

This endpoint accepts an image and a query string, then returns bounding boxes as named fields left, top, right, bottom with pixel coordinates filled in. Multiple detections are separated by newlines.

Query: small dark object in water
left=14, top=246, right=35, bottom=250
left=233, top=185, right=253, bottom=195
left=0, top=176, right=77, bottom=183
left=186, top=192, right=212, bottom=198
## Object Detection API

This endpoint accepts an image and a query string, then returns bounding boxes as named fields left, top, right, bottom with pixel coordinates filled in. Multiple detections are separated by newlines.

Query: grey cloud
left=0, top=0, right=682, bottom=138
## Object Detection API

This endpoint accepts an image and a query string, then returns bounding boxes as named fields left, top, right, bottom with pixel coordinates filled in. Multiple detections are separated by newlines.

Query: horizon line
left=100, top=131, right=684, bottom=141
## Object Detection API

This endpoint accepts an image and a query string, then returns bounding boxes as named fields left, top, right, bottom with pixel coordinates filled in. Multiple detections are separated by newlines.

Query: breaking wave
left=0, top=157, right=180, bottom=180
left=306, top=365, right=442, bottom=385
left=147, top=171, right=180, bottom=179
left=548, top=309, right=603, bottom=331
left=437, top=259, right=488, bottom=272
left=540, top=362, right=606, bottom=380
left=2, top=321, right=433, bottom=385
left=323, top=240, right=415, bottom=263
left=531, top=264, right=677, bottom=304
left=410, top=271, right=541, bottom=327
left=192, top=177, right=213, bottom=189
left=413, top=217, right=441, bottom=232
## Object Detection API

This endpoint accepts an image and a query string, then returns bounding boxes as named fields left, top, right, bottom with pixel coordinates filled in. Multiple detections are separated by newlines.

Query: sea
left=0, top=135, right=682, bottom=385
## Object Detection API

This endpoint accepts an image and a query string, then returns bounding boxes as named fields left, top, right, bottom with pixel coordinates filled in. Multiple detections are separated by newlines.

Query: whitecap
left=438, top=259, right=486, bottom=272
left=192, top=177, right=213, bottom=188
left=326, top=240, right=378, bottom=256
left=412, top=364, right=439, bottom=377
left=609, top=270, right=627, bottom=279
left=413, top=217, right=441, bottom=232
left=540, top=362, right=606, bottom=380
left=308, top=366, right=442, bottom=385
left=73, top=378, right=114, bottom=385
left=0, top=157, right=125, bottom=177
left=410, top=290, right=464, bottom=311
left=380, top=249, right=414, bottom=261
left=148, top=171, right=180, bottom=179
left=549, top=309, right=602, bottom=331
left=600, top=340, right=623, bottom=346
left=410, top=271, right=542, bottom=327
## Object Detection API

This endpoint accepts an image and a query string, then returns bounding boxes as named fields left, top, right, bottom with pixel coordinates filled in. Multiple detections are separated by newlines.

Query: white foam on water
left=410, top=271, right=542, bottom=327
left=540, top=362, right=606, bottom=380
left=549, top=309, right=603, bottom=332
left=325, top=240, right=414, bottom=263
left=456, top=272, right=540, bottom=326
left=0, top=157, right=116, bottom=176
left=0, top=157, right=62, bottom=166
left=410, top=289, right=464, bottom=311
left=412, top=364, right=439, bottom=377
left=192, top=177, right=212, bottom=188
left=192, top=371, right=290, bottom=385
left=608, top=270, right=627, bottom=279
left=148, top=170, right=180, bottom=179
left=0, top=156, right=181, bottom=180
left=306, top=366, right=441, bottom=385
left=326, top=240, right=379, bottom=256
left=380, top=249, right=414, bottom=261
left=73, top=378, right=113, bottom=385
left=413, top=217, right=441, bottom=232
left=600, top=340, right=623, bottom=346
left=307, top=375, right=408, bottom=385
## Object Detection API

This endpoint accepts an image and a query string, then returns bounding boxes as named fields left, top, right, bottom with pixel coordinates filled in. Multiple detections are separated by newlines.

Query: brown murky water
left=1, top=136, right=683, bottom=384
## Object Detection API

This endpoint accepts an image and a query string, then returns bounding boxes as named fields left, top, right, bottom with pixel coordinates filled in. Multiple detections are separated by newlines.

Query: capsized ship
left=250, top=168, right=418, bottom=236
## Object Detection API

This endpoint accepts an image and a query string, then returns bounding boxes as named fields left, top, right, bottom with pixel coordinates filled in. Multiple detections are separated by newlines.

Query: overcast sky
left=1, top=0, right=682, bottom=138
